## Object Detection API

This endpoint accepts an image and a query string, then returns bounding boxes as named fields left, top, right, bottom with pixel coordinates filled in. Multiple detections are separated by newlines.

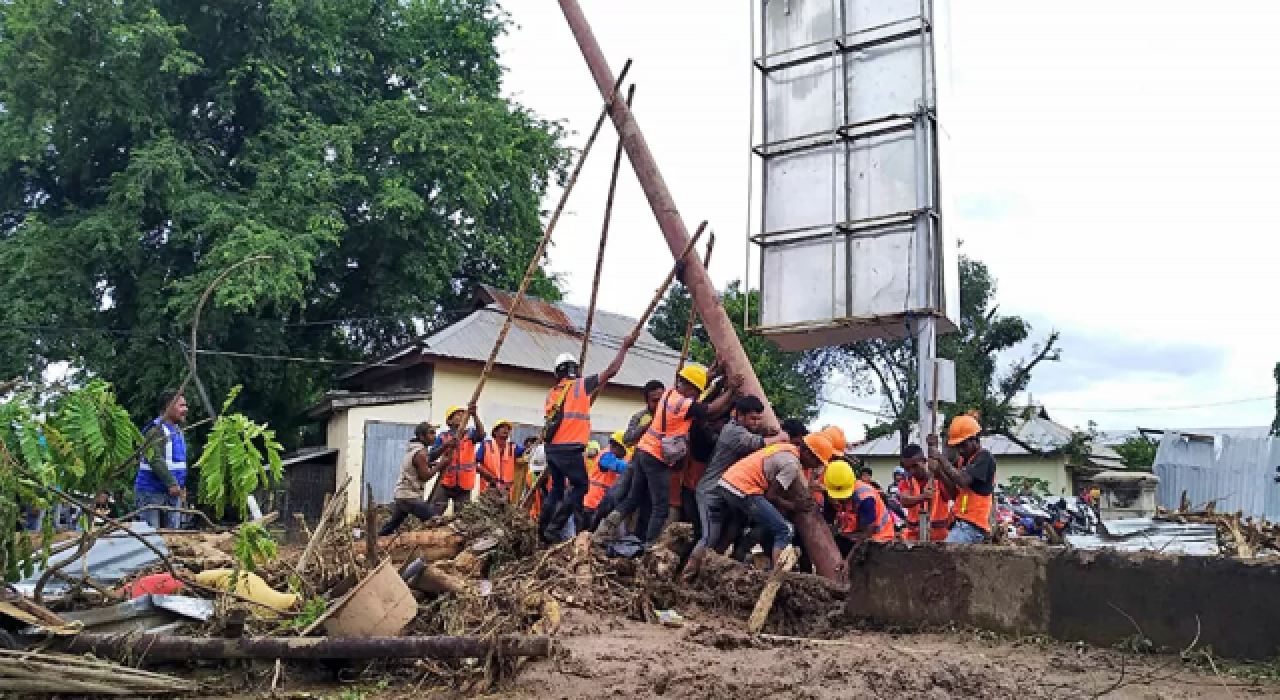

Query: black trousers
left=540, top=448, right=588, bottom=539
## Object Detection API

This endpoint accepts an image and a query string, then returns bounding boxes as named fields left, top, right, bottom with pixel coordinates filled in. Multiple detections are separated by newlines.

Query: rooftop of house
left=341, top=285, right=683, bottom=391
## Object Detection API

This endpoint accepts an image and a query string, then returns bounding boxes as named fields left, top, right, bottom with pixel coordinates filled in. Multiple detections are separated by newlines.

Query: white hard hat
left=554, top=353, right=578, bottom=369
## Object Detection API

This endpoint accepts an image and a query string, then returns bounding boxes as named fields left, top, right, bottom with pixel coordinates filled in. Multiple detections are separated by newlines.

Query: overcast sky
left=496, top=1, right=1280, bottom=437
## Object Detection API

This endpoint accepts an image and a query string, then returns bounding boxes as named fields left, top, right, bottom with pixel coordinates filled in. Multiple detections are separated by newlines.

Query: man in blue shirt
left=134, top=390, right=189, bottom=530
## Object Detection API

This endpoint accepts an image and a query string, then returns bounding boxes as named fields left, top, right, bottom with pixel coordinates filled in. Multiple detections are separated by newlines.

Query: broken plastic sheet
left=13, top=521, right=169, bottom=596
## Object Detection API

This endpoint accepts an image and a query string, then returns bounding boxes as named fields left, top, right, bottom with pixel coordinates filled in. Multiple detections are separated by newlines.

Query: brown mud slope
left=504, top=610, right=1280, bottom=700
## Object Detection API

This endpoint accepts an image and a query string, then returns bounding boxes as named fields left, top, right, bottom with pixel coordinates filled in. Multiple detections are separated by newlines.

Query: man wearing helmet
left=927, top=414, right=997, bottom=544
left=599, top=361, right=742, bottom=544
left=539, top=345, right=632, bottom=543
left=428, top=402, right=488, bottom=514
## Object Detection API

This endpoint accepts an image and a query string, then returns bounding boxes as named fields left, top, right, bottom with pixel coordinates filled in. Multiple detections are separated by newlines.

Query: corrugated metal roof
left=1154, top=431, right=1280, bottom=520
left=413, top=289, right=682, bottom=390
left=1067, top=518, right=1219, bottom=556
left=851, top=414, right=1084, bottom=458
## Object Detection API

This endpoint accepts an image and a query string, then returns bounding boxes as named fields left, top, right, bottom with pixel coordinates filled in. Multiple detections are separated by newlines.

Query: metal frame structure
left=747, top=0, right=958, bottom=354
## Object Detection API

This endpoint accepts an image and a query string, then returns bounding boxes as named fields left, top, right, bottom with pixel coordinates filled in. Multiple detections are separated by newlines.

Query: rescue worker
left=823, top=459, right=895, bottom=554
left=592, top=380, right=665, bottom=539
left=380, top=422, right=441, bottom=536
left=602, top=363, right=741, bottom=543
left=928, top=414, right=997, bottom=544
left=134, top=390, right=189, bottom=530
left=539, top=344, right=632, bottom=543
left=429, top=403, right=487, bottom=514
left=898, top=444, right=952, bottom=542
left=476, top=420, right=523, bottom=495
left=690, top=433, right=834, bottom=575
left=585, top=432, right=628, bottom=527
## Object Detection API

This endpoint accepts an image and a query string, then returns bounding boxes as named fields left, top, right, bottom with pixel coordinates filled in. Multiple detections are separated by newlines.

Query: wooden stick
left=447, top=59, right=633, bottom=447
left=297, top=474, right=352, bottom=575
left=748, top=544, right=797, bottom=635
left=364, top=483, right=378, bottom=568
left=580, top=83, right=636, bottom=369
left=676, top=233, right=716, bottom=376
left=590, top=220, right=708, bottom=403
left=922, top=360, right=939, bottom=543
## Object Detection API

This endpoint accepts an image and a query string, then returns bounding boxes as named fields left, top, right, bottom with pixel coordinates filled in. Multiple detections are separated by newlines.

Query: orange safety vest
left=478, top=439, right=517, bottom=493
left=954, top=451, right=995, bottom=533
left=545, top=378, right=592, bottom=446
left=900, top=476, right=952, bottom=540
left=637, top=389, right=694, bottom=462
left=439, top=429, right=478, bottom=491
left=721, top=444, right=800, bottom=497
left=584, top=455, right=618, bottom=510
left=854, top=483, right=896, bottom=541
left=526, top=470, right=543, bottom=519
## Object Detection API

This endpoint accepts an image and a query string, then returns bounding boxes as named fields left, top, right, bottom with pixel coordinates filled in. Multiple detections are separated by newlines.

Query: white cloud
left=498, top=1, right=1280, bottom=435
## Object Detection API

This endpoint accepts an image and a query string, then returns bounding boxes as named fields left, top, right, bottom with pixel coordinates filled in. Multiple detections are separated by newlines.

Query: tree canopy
left=838, top=255, right=1061, bottom=449
left=648, top=281, right=835, bottom=423
left=0, top=0, right=568, bottom=445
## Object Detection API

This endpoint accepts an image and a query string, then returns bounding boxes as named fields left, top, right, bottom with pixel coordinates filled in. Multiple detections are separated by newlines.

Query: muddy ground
left=500, top=609, right=1280, bottom=699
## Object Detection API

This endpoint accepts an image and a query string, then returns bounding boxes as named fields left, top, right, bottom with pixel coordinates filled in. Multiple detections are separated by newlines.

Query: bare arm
left=412, top=450, right=433, bottom=482
left=927, top=435, right=973, bottom=489
left=597, top=336, right=637, bottom=388
left=765, top=480, right=800, bottom=513
left=702, top=374, right=743, bottom=417
left=468, top=404, right=485, bottom=441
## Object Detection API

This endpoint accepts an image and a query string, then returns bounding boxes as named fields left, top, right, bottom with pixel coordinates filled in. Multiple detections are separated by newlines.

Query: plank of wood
left=747, top=545, right=798, bottom=635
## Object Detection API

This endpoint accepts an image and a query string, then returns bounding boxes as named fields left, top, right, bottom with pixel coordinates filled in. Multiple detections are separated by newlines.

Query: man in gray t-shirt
left=692, top=396, right=788, bottom=552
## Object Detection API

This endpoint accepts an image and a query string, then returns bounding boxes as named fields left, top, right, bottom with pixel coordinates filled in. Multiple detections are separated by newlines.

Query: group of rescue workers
left=377, top=343, right=1001, bottom=571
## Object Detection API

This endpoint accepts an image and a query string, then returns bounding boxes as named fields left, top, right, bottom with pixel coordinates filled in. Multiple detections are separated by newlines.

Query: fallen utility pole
left=556, top=0, right=846, bottom=582
left=36, top=633, right=552, bottom=664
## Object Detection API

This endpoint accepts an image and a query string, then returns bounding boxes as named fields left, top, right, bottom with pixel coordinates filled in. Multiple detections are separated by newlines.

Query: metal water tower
left=749, top=0, right=959, bottom=354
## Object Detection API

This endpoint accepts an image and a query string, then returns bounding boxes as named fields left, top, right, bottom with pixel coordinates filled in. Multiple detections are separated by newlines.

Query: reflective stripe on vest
left=479, top=439, right=516, bottom=491
left=440, top=430, right=478, bottom=491
left=720, top=443, right=799, bottom=497
left=637, top=389, right=693, bottom=461
left=853, top=483, right=895, bottom=541
left=546, top=378, right=592, bottom=446
left=953, top=452, right=995, bottom=533
left=137, top=421, right=188, bottom=487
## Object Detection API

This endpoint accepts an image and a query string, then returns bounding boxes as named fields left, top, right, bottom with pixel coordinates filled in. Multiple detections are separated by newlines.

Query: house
left=307, top=285, right=683, bottom=520
left=848, top=410, right=1125, bottom=497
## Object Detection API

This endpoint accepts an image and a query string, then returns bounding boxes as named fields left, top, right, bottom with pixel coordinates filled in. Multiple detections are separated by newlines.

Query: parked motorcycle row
left=996, top=494, right=1099, bottom=542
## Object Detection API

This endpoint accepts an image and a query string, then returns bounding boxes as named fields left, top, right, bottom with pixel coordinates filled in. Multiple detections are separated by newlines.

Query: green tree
left=840, top=255, right=1061, bottom=450
left=648, top=281, right=834, bottom=423
left=0, top=0, right=568, bottom=446
left=1114, top=435, right=1158, bottom=470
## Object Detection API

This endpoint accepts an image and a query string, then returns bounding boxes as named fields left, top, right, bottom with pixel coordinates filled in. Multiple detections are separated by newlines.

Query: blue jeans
left=135, top=491, right=182, bottom=530
left=744, top=494, right=794, bottom=552
left=945, top=519, right=987, bottom=544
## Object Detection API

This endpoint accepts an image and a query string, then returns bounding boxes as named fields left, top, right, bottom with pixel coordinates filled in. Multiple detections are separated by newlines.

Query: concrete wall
left=845, top=544, right=1280, bottom=659
left=326, top=360, right=648, bottom=520
left=861, top=454, right=1071, bottom=496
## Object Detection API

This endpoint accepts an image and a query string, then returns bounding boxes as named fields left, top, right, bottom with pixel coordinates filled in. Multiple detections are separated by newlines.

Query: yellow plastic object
left=194, top=569, right=299, bottom=613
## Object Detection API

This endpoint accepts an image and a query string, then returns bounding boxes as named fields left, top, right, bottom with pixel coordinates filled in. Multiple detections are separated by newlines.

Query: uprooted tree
left=0, top=0, right=570, bottom=447
left=835, top=254, right=1061, bottom=450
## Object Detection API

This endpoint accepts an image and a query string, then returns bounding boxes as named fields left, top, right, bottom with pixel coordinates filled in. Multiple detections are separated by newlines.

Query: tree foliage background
left=0, top=0, right=569, bottom=446
left=836, top=255, right=1061, bottom=449
left=648, top=281, right=837, bottom=423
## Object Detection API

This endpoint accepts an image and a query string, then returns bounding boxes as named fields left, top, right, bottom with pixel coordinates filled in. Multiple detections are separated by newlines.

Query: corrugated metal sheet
left=1067, top=518, right=1219, bottom=556
left=1154, top=432, right=1280, bottom=520
left=851, top=415, right=1084, bottom=457
left=421, top=306, right=681, bottom=391
left=14, top=522, right=168, bottom=596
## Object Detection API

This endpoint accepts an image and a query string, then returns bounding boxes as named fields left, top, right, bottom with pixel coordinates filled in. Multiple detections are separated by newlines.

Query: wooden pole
left=445, top=59, right=633, bottom=451
left=921, top=361, right=939, bottom=542
left=364, top=483, right=378, bottom=566
left=580, top=84, right=636, bottom=369
left=676, top=233, right=716, bottom=376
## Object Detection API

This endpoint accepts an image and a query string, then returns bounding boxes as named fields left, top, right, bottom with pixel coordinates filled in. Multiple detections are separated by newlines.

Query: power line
left=193, top=350, right=396, bottom=366
left=817, top=394, right=894, bottom=420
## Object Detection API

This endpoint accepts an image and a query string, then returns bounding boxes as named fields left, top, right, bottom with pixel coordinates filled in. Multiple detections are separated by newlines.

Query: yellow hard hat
left=802, top=433, right=835, bottom=465
left=610, top=431, right=626, bottom=447
left=492, top=419, right=513, bottom=432
left=445, top=405, right=465, bottom=420
left=824, top=460, right=857, bottom=500
left=948, top=415, right=981, bottom=446
left=678, top=364, right=708, bottom=392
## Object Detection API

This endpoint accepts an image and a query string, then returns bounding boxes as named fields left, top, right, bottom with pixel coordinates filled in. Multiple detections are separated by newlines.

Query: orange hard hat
left=802, top=433, right=835, bottom=465
left=947, top=415, right=981, bottom=446
left=821, top=425, right=847, bottom=453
